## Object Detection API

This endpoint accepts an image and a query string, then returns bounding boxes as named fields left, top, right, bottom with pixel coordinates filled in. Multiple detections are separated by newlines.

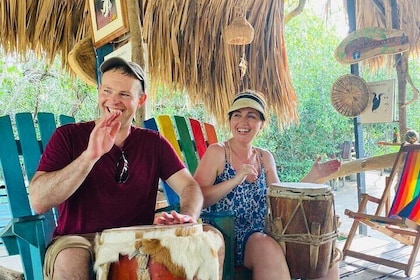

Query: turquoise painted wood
left=0, top=112, right=75, bottom=280
left=37, top=112, right=58, bottom=151
left=59, top=114, right=76, bottom=126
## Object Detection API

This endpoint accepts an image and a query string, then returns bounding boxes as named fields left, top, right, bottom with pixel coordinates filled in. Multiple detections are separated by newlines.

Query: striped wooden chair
left=343, top=143, right=420, bottom=276
left=144, top=115, right=218, bottom=206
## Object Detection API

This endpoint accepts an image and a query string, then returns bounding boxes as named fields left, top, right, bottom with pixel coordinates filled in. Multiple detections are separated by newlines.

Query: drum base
left=287, top=243, right=332, bottom=279
left=108, top=255, right=186, bottom=280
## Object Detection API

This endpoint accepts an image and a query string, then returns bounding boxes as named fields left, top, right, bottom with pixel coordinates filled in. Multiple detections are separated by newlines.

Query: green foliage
left=268, top=11, right=353, bottom=181
left=147, top=86, right=207, bottom=121
left=0, top=51, right=98, bottom=121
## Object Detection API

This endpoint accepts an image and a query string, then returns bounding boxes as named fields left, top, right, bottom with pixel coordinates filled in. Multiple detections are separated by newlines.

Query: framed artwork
left=360, top=79, right=397, bottom=124
left=88, top=0, right=129, bottom=48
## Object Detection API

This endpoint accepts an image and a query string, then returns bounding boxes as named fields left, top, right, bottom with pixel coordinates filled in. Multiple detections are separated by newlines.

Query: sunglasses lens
left=115, top=152, right=129, bottom=183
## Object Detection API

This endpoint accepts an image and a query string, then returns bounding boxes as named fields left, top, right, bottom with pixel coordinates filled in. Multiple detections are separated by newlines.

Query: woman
left=194, top=90, right=341, bottom=279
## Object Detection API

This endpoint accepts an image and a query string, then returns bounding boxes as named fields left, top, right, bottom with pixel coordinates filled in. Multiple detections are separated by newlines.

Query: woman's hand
left=237, top=164, right=259, bottom=183
left=314, top=156, right=341, bottom=176
left=307, top=156, right=341, bottom=182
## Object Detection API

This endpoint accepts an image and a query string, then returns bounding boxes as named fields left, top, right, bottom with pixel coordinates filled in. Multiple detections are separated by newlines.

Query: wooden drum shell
left=268, top=183, right=338, bottom=279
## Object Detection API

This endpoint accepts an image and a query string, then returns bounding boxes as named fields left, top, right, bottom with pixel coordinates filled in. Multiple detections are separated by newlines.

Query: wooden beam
left=317, top=152, right=398, bottom=183
left=126, top=0, right=146, bottom=127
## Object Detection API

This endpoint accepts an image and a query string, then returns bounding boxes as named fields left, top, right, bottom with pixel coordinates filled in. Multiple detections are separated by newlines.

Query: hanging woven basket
left=330, top=74, right=370, bottom=117
left=68, top=37, right=97, bottom=87
left=225, top=16, right=254, bottom=45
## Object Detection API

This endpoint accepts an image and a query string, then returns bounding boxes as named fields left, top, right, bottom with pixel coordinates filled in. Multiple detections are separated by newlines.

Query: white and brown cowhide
left=94, top=224, right=223, bottom=280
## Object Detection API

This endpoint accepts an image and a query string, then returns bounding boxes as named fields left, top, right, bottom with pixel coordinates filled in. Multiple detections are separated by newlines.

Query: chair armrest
left=200, top=211, right=235, bottom=279
left=0, top=214, right=49, bottom=252
left=0, top=214, right=45, bottom=237
left=344, top=209, right=405, bottom=226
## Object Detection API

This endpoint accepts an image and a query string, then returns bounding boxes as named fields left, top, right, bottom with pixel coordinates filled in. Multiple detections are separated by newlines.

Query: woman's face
left=229, top=107, right=264, bottom=143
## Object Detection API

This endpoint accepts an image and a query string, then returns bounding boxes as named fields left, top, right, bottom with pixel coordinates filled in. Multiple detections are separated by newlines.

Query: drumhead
left=269, top=182, right=331, bottom=196
left=103, top=224, right=200, bottom=232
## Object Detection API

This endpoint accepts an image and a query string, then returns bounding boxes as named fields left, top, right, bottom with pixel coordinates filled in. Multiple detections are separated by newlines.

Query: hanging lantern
left=225, top=16, right=254, bottom=45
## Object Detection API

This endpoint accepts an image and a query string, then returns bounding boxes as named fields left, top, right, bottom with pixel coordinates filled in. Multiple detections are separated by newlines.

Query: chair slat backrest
left=0, top=112, right=75, bottom=280
left=204, top=122, right=218, bottom=145
left=15, top=113, right=44, bottom=181
left=174, top=116, right=198, bottom=173
left=389, top=144, right=420, bottom=223
left=37, top=112, right=58, bottom=151
left=189, top=118, right=207, bottom=159
left=59, top=114, right=76, bottom=126
left=143, top=115, right=219, bottom=206
left=156, top=115, right=183, bottom=159
left=0, top=114, right=33, bottom=218
left=144, top=116, right=183, bottom=205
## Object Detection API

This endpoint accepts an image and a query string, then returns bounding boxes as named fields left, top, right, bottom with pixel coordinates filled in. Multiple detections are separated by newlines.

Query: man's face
left=98, top=69, right=145, bottom=128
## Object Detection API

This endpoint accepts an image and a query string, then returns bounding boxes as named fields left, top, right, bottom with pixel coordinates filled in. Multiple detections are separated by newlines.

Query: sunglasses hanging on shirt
left=115, top=150, right=129, bottom=184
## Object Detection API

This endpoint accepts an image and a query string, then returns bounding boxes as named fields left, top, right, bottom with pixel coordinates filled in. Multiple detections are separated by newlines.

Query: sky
left=306, top=0, right=350, bottom=39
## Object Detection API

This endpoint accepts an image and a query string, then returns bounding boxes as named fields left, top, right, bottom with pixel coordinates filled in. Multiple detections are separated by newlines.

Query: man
left=29, top=57, right=212, bottom=279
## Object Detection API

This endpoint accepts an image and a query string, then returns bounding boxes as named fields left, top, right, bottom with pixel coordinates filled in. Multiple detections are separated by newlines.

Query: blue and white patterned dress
left=202, top=143, right=267, bottom=266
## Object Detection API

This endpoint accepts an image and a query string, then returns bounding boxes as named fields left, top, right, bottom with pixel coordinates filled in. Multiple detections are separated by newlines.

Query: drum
left=94, top=223, right=222, bottom=280
left=267, top=183, right=339, bottom=279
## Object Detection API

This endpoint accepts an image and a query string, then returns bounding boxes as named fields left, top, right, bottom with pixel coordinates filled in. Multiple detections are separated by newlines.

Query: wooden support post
left=126, top=0, right=146, bottom=127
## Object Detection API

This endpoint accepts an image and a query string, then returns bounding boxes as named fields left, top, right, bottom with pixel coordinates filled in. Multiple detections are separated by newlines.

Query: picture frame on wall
left=104, top=41, right=132, bottom=62
left=88, top=0, right=129, bottom=48
left=360, top=79, right=397, bottom=124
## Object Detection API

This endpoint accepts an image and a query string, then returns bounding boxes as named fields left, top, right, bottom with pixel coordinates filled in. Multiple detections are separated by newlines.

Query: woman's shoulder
left=254, top=146, right=276, bottom=166
left=207, top=142, right=226, bottom=150
left=203, top=142, right=227, bottom=158
left=254, top=146, right=273, bottom=157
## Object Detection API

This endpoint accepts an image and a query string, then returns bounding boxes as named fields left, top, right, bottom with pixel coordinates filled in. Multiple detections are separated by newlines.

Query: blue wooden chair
left=144, top=115, right=251, bottom=280
left=0, top=112, right=75, bottom=280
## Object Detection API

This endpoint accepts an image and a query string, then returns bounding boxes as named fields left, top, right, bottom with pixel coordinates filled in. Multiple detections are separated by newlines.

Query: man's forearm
left=29, top=151, right=98, bottom=214
left=180, top=184, right=204, bottom=221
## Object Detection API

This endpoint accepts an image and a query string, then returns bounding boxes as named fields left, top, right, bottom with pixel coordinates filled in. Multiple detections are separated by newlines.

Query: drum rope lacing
left=96, top=239, right=152, bottom=279
left=268, top=193, right=339, bottom=246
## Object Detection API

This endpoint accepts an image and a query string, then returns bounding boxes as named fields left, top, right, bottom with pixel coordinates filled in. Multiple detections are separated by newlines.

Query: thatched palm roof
left=0, top=0, right=419, bottom=127
left=352, top=0, right=420, bottom=70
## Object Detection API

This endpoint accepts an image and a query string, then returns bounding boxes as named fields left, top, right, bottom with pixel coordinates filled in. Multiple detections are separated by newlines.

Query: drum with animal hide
left=94, top=223, right=223, bottom=280
left=267, top=183, right=340, bottom=279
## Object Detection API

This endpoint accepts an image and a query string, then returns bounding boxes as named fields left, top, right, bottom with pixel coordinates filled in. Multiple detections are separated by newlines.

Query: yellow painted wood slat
left=156, top=115, right=183, bottom=160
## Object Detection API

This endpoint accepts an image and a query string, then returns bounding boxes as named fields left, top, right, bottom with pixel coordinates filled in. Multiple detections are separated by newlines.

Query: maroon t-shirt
left=37, top=121, right=185, bottom=236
